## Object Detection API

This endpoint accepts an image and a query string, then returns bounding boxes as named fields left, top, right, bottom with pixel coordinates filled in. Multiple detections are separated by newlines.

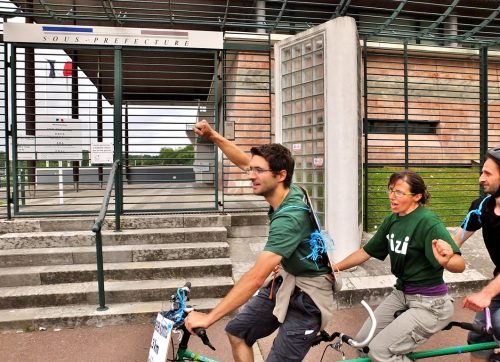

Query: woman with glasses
left=336, top=170, right=465, bottom=362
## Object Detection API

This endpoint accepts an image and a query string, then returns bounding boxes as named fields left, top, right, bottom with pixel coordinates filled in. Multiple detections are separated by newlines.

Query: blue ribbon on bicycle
left=162, top=288, right=187, bottom=325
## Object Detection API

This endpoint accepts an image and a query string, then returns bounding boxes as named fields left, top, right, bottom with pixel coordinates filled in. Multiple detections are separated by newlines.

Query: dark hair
left=250, top=143, right=294, bottom=187
left=486, top=147, right=500, bottom=170
left=388, top=170, right=430, bottom=205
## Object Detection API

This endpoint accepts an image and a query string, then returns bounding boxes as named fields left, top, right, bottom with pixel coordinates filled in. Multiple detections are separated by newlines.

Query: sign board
left=36, top=116, right=83, bottom=161
left=224, top=121, right=235, bottom=140
left=147, top=313, right=174, bottom=362
left=9, top=137, right=36, bottom=161
left=193, top=161, right=210, bottom=173
left=4, top=23, right=223, bottom=49
left=90, top=141, right=114, bottom=164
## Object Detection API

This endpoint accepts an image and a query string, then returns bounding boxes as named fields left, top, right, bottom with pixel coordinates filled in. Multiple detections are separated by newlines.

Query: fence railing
left=91, top=159, right=121, bottom=311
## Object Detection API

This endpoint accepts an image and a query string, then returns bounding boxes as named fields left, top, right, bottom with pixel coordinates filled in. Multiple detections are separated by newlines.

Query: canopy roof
left=1, top=0, right=499, bottom=47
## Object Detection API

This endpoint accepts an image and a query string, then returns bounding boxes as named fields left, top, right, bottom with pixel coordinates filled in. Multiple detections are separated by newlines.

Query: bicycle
left=341, top=307, right=498, bottom=361
left=147, top=282, right=219, bottom=362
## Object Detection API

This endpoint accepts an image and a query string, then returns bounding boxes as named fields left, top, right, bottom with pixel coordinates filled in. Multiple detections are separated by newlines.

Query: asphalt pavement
left=0, top=297, right=482, bottom=362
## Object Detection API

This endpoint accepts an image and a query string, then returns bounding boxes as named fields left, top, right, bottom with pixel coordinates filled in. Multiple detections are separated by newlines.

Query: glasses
left=387, top=188, right=414, bottom=198
left=245, top=167, right=274, bottom=175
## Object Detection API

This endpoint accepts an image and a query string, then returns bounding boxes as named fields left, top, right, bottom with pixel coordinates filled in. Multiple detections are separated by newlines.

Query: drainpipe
left=444, top=14, right=458, bottom=47
left=256, top=0, right=266, bottom=33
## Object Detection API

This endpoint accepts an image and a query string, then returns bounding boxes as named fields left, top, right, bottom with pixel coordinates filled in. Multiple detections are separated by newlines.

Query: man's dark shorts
left=225, top=277, right=322, bottom=362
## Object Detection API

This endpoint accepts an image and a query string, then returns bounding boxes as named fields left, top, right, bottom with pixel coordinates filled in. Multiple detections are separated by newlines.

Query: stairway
left=0, top=214, right=236, bottom=331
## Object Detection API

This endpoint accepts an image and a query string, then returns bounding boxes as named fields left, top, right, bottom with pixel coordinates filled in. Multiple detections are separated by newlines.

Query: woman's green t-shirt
left=363, top=205, right=461, bottom=289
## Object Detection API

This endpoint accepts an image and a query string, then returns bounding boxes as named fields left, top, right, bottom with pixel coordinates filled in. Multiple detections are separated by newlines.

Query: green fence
left=363, top=42, right=498, bottom=230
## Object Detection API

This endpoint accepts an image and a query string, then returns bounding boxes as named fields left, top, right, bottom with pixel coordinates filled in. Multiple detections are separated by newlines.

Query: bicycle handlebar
left=443, top=307, right=493, bottom=336
left=193, top=327, right=216, bottom=351
left=348, top=300, right=377, bottom=348
left=311, top=300, right=376, bottom=352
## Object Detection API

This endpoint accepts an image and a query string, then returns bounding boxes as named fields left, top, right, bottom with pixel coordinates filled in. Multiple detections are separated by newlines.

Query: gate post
left=114, top=46, right=123, bottom=231
left=479, top=46, right=488, bottom=180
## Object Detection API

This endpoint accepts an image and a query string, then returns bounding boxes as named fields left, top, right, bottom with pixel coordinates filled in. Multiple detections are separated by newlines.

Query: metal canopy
left=1, top=0, right=499, bottom=104
left=1, top=0, right=499, bottom=47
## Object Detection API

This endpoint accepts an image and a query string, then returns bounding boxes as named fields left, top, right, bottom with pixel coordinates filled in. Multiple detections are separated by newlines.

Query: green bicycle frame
left=175, top=348, right=219, bottom=362
left=344, top=341, right=498, bottom=361
left=174, top=325, right=219, bottom=362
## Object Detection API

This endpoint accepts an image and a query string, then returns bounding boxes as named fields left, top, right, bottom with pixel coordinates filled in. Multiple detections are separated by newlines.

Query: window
left=366, top=119, right=438, bottom=135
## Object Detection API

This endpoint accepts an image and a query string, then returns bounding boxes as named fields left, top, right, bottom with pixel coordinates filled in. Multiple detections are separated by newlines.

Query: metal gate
left=6, top=43, right=220, bottom=215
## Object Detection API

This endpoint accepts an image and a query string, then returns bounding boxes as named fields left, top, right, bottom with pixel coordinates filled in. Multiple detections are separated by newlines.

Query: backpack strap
left=274, top=205, right=309, bottom=215
left=461, top=195, right=491, bottom=241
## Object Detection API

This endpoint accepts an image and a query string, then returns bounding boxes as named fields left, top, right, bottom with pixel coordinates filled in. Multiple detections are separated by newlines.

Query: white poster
left=36, top=116, right=83, bottom=160
left=90, top=141, right=114, bottom=165
left=147, top=313, right=174, bottom=362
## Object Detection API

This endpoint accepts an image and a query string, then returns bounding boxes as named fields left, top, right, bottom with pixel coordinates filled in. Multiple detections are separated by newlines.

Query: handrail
left=92, top=159, right=120, bottom=233
left=91, top=159, right=121, bottom=311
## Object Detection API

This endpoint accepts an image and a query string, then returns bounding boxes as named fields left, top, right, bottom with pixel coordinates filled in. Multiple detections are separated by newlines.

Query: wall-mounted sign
left=313, top=157, right=324, bottom=167
left=91, top=141, right=114, bottom=165
left=4, top=23, right=223, bottom=49
left=193, top=161, right=210, bottom=173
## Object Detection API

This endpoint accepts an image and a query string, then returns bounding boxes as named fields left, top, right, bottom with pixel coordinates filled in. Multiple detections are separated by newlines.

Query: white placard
left=147, top=313, right=174, bottom=362
left=4, top=23, right=223, bottom=49
left=36, top=116, right=82, bottom=160
left=90, top=141, right=114, bottom=164
left=313, top=157, right=324, bottom=167
left=9, top=137, right=36, bottom=161
left=193, top=161, right=210, bottom=172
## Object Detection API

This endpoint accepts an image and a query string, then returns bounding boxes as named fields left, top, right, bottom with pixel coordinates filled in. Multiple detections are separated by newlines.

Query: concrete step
left=334, top=268, right=490, bottom=309
left=0, top=214, right=231, bottom=234
left=0, top=242, right=229, bottom=267
left=0, top=226, right=227, bottom=249
left=0, top=277, right=234, bottom=309
left=0, top=258, right=233, bottom=287
left=0, top=298, right=221, bottom=332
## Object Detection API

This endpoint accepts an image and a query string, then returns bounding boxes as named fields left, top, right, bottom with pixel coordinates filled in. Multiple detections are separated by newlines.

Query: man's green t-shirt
left=264, top=184, right=330, bottom=277
left=363, top=205, right=461, bottom=290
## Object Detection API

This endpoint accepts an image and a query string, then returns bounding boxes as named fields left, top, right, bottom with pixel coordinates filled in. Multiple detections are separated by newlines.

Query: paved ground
left=0, top=297, right=479, bottom=362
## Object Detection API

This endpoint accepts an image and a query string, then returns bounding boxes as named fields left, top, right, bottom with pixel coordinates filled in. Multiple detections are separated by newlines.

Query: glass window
left=282, top=48, right=291, bottom=61
left=281, top=33, right=326, bottom=220
left=292, top=44, right=302, bottom=58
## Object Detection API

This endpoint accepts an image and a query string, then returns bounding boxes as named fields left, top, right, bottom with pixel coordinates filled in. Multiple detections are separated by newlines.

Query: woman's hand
left=432, top=239, right=465, bottom=272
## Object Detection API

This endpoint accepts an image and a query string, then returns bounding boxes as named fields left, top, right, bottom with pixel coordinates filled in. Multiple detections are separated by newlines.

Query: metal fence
left=363, top=41, right=499, bottom=230
left=0, top=41, right=6, bottom=218
left=1, top=34, right=499, bottom=230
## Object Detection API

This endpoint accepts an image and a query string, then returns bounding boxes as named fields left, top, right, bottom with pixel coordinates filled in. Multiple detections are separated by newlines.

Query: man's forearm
left=209, top=131, right=251, bottom=170
left=206, top=268, right=265, bottom=325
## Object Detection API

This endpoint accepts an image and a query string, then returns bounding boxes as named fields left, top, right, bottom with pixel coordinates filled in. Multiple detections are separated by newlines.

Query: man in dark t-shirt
left=453, top=147, right=500, bottom=362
